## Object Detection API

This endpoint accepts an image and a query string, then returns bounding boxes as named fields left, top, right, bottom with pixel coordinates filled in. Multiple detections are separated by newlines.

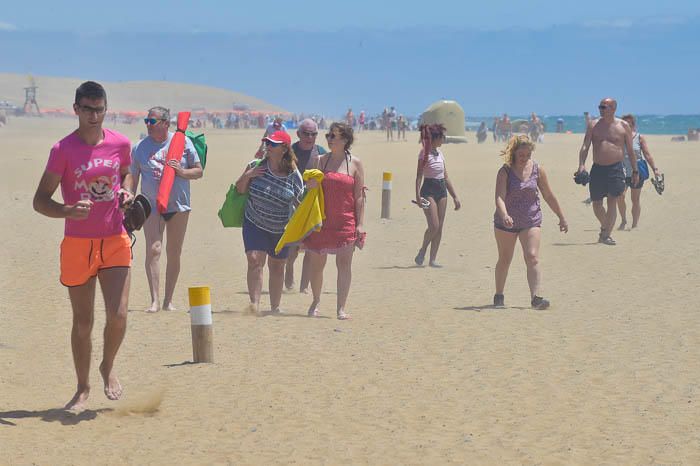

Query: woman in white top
left=617, top=114, right=662, bottom=229
left=414, top=124, right=461, bottom=267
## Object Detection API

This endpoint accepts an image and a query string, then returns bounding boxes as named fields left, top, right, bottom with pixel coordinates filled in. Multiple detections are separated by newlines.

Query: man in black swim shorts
left=575, top=98, right=638, bottom=245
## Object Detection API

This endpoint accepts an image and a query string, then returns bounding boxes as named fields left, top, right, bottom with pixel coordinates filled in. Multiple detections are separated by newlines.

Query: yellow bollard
left=381, top=172, right=392, bottom=219
left=188, top=286, right=214, bottom=363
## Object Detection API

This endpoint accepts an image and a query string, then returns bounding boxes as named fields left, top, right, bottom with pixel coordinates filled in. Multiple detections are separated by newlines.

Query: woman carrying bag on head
left=234, top=130, right=304, bottom=315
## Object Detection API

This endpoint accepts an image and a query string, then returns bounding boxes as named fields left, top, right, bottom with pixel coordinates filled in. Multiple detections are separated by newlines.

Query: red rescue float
left=156, top=111, right=191, bottom=213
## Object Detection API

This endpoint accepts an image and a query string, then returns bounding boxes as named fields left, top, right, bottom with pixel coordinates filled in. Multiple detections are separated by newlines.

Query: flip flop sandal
left=598, top=235, right=616, bottom=246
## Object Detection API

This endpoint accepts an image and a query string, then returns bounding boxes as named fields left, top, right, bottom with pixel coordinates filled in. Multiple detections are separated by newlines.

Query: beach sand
left=1, top=117, right=698, bottom=465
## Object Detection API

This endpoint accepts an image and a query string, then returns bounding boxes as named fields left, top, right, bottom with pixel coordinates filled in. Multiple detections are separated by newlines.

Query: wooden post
left=189, top=286, right=213, bottom=363
left=381, top=172, right=392, bottom=219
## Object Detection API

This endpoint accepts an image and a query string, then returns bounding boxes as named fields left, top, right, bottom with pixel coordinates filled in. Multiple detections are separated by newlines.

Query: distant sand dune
left=0, top=72, right=287, bottom=113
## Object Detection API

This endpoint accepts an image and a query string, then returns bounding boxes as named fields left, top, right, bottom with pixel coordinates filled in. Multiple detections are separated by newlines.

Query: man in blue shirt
left=131, top=106, right=203, bottom=312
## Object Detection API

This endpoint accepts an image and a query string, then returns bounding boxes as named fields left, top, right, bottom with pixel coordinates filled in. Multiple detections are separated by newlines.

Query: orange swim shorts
left=60, top=233, right=131, bottom=287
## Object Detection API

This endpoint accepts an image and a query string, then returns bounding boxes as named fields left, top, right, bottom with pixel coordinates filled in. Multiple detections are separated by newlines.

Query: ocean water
left=467, top=115, right=700, bottom=135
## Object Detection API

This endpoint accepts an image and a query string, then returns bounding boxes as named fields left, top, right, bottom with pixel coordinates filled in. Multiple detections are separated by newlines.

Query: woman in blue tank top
left=493, top=135, right=568, bottom=310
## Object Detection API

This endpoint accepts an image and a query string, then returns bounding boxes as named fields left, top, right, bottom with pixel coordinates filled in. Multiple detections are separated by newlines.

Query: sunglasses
left=326, top=133, right=342, bottom=140
left=300, top=131, right=318, bottom=137
left=265, top=140, right=282, bottom=147
left=77, top=104, right=106, bottom=115
left=598, top=105, right=609, bottom=110
left=144, top=118, right=166, bottom=125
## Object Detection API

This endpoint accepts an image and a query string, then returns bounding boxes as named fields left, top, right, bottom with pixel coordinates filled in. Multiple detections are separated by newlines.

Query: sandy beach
left=1, top=116, right=699, bottom=465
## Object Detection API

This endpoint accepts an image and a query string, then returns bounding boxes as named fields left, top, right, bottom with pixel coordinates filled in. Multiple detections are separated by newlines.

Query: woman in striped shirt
left=235, top=131, right=304, bottom=315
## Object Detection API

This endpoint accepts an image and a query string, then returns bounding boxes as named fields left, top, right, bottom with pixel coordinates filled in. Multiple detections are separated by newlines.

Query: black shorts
left=420, top=178, right=447, bottom=201
left=625, top=177, right=645, bottom=189
left=494, top=223, right=540, bottom=234
left=589, top=162, right=625, bottom=201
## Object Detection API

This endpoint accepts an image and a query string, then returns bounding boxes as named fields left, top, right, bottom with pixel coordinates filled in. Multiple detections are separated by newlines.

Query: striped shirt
left=245, top=164, right=304, bottom=233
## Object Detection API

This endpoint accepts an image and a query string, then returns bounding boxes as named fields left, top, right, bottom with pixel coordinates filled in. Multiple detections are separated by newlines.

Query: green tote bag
left=218, top=159, right=264, bottom=228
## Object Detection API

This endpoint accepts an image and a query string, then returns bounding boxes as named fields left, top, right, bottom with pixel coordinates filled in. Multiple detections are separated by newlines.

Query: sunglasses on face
left=77, top=104, right=106, bottom=115
left=300, top=131, right=318, bottom=137
left=144, top=118, right=166, bottom=125
left=326, top=133, right=342, bottom=141
left=265, top=140, right=282, bottom=147
left=598, top=105, right=609, bottom=110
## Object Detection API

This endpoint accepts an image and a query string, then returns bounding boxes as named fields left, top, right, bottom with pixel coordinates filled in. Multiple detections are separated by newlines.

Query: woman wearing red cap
left=305, top=122, right=365, bottom=320
left=235, top=130, right=303, bottom=315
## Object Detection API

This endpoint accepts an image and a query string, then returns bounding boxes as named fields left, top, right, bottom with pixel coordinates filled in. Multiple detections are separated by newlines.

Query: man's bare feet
left=300, top=287, right=309, bottom=295
left=307, top=299, right=320, bottom=317
left=64, top=385, right=90, bottom=411
left=618, top=221, right=627, bottom=231
left=337, top=309, right=351, bottom=320
left=162, top=302, right=177, bottom=311
left=99, top=362, right=123, bottom=401
left=145, top=302, right=160, bottom=313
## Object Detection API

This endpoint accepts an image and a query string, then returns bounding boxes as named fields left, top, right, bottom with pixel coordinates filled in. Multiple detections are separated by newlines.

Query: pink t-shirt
left=418, top=148, right=445, bottom=179
left=46, top=129, right=132, bottom=238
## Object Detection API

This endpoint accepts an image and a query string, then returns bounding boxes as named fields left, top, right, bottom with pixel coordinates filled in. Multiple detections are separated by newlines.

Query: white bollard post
left=381, top=172, right=392, bottom=219
left=188, top=286, right=214, bottom=363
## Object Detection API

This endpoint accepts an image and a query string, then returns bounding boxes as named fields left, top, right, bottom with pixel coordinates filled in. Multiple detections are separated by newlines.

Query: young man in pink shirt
left=33, top=81, right=134, bottom=411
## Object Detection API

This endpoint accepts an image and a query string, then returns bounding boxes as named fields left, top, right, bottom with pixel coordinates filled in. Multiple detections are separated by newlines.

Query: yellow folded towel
left=275, top=169, right=325, bottom=254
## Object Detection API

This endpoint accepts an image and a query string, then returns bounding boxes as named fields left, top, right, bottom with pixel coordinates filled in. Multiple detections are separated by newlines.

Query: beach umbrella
left=156, top=111, right=191, bottom=213
left=419, top=100, right=467, bottom=143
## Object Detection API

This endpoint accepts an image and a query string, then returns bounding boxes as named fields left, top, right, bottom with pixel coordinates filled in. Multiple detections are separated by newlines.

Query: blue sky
left=2, top=0, right=699, bottom=33
left=1, top=1, right=699, bottom=116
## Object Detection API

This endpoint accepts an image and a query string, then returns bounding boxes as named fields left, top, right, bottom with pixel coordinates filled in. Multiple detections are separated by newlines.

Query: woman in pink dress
left=305, top=122, right=365, bottom=320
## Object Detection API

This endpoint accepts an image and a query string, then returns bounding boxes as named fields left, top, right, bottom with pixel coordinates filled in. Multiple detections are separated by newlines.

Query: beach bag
left=185, top=130, right=208, bottom=169
left=217, top=159, right=263, bottom=227
left=637, top=158, right=649, bottom=181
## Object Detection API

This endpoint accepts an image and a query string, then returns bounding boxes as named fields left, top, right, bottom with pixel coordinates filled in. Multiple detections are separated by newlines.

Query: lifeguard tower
left=23, top=76, right=41, bottom=116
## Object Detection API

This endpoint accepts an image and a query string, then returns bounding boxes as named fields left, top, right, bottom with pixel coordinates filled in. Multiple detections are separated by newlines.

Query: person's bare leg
left=631, top=188, right=642, bottom=228
left=591, top=199, right=609, bottom=238
left=285, top=246, right=299, bottom=290
left=494, top=228, right=518, bottom=295
left=604, top=196, right=618, bottom=236
left=519, top=227, right=542, bottom=298
left=163, top=212, right=189, bottom=311
left=307, top=251, right=327, bottom=316
left=97, top=267, right=130, bottom=401
left=428, top=197, right=448, bottom=266
left=65, top=278, right=97, bottom=410
left=267, top=257, right=286, bottom=312
left=416, top=197, right=438, bottom=264
left=299, top=251, right=311, bottom=293
left=335, top=247, right=354, bottom=319
left=246, top=251, right=266, bottom=314
left=617, top=187, right=628, bottom=230
left=143, top=213, right=165, bottom=312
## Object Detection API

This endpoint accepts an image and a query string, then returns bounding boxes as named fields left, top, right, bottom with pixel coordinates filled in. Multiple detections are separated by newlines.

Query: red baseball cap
left=263, top=130, right=291, bottom=146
